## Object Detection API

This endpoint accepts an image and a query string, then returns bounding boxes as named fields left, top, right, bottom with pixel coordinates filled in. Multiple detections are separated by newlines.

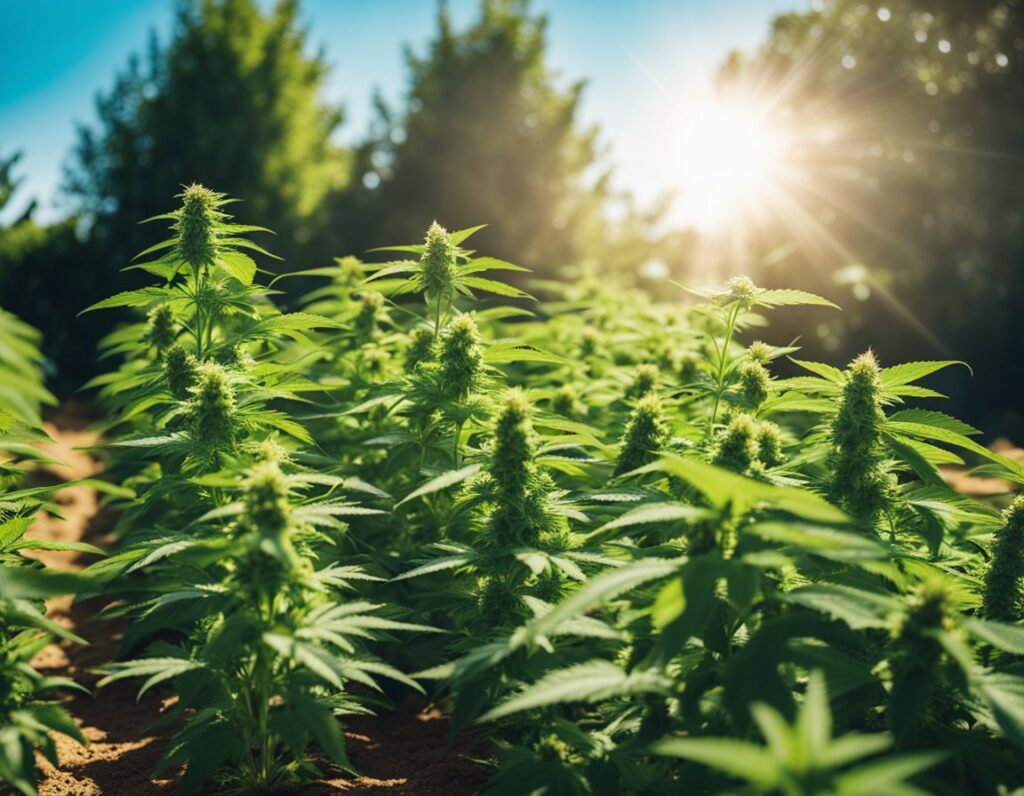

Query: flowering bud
left=165, top=344, right=198, bottom=400
left=420, top=221, right=456, bottom=303
left=439, top=314, right=483, bottom=398
left=628, top=364, right=659, bottom=399
left=491, top=389, right=538, bottom=499
left=983, top=496, right=1024, bottom=621
left=676, top=351, right=699, bottom=385
left=738, top=360, right=770, bottom=407
left=747, top=340, right=772, bottom=363
left=828, top=350, right=893, bottom=526
left=756, top=421, right=784, bottom=468
left=244, top=461, right=291, bottom=534
left=354, top=290, right=387, bottom=339
left=256, top=436, right=288, bottom=464
left=580, top=326, right=599, bottom=358
left=477, top=575, right=521, bottom=626
left=712, top=414, right=759, bottom=474
left=727, top=275, right=758, bottom=309
left=362, top=345, right=389, bottom=376
left=552, top=384, right=585, bottom=418
left=216, top=343, right=253, bottom=370
left=147, top=303, right=176, bottom=351
left=895, top=577, right=956, bottom=651
left=242, top=460, right=299, bottom=574
left=405, top=326, right=435, bottom=371
left=614, top=394, right=668, bottom=476
left=177, top=184, right=221, bottom=271
left=188, top=362, right=236, bottom=452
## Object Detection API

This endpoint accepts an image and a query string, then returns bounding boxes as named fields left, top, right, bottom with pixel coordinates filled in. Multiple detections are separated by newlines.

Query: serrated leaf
left=398, top=463, right=481, bottom=506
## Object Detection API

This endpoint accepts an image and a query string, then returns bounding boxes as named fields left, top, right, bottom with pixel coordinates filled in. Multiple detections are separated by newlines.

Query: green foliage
left=0, top=311, right=90, bottom=796
left=9, top=189, right=1024, bottom=795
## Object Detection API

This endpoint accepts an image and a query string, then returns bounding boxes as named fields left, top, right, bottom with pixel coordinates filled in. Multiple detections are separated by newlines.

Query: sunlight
left=675, top=98, right=791, bottom=230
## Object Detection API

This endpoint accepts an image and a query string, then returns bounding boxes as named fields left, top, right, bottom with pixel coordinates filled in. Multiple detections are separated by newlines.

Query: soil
left=24, top=408, right=491, bottom=796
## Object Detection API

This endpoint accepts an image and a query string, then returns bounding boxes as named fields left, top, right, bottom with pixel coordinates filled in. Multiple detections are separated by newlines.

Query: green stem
left=433, top=296, right=444, bottom=342
left=708, top=304, right=740, bottom=434
left=452, top=420, right=465, bottom=468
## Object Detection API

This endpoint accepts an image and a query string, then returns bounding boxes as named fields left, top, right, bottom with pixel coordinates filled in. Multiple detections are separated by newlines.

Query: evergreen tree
left=65, top=0, right=348, bottom=268
left=332, top=0, right=607, bottom=272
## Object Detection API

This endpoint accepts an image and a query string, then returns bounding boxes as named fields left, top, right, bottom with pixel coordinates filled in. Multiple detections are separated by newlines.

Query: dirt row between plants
left=26, top=412, right=490, bottom=796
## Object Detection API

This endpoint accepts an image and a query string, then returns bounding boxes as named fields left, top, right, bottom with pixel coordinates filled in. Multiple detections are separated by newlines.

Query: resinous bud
left=177, top=184, right=220, bottom=270
left=421, top=221, right=456, bottom=300
left=165, top=344, right=198, bottom=400
left=614, top=393, right=667, bottom=476
left=439, top=314, right=483, bottom=397
left=629, top=364, right=659, bottom=399
left=189, top=361, right=236, bottom=450
left=405, top=326, right=436, bottom=371
left=712, top=413, right=759, bottom=473
left=147, top=303, right=176, bottom=351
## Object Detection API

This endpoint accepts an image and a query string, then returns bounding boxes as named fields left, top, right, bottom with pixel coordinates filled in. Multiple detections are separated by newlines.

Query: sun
left=675, top=99, right=791, bottom=231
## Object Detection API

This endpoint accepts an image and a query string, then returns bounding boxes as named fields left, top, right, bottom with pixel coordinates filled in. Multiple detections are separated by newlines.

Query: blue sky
left=1, top=0, right=801, bottom=225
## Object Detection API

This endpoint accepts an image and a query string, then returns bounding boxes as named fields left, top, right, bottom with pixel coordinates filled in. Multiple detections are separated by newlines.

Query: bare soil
left=25, top=409, right=490, bottom=796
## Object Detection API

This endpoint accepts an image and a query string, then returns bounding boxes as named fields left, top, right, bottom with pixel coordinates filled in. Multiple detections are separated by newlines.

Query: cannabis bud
left=439, top=314, right=483, bottom=398
left=552, top=384, right=585, bottom=418
left=188, top=361, right=236, bottom=452
left=362, top=345, right=389, bottom=376
left=747, top=340, right=772, bottom=363
left=628, top=364, right=659, bottom=399
left=491, top=389, right=538, bottom=500
left=727, top=275, right=758, bottom=309
left=405, top=326, right=436, bottom=372
left=828, top=350, right=893, bottom=527
left=676, top=351, right=699, bottom=385
left=217, top=343, right=253, bottom=370
left=738, top=360, right=770, bottom=407
left=982, top=495, right=1024, bottom=621
left=147, top=303, right=176, bottom=351
left=165, top=344, right=199, bottom=400
left=756, top=421, right=784, bottom=468
left=256, top=436, right=288, bottom=464
left=712, top=414, right=760, bottom=473
left=243, top=460, right=299, bottom=572
left=177, top=183, right=221, bottom=270
left=580, top=326, right=599, bottom=358
left=421, top=221, right=456, bottom=303
left=478, top=575, right=520, bottom=626
left=244, top=461, right=291, bottom=533
left=895, top=577, right=956, bottom=655
left=614, top=394, right=668, bottom=476
left=354, top=290, right=387, bottom=339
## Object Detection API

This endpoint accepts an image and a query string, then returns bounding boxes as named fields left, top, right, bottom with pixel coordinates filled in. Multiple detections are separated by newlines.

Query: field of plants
left=4, top=184, right=1024, bottom=795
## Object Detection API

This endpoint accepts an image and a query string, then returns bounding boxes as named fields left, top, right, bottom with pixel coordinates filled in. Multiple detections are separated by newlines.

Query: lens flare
left=675, top=99, right=791, bottom=230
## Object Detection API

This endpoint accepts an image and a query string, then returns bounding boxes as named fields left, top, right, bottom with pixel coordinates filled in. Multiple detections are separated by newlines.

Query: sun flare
left=675, top=99, right=791, bottom=230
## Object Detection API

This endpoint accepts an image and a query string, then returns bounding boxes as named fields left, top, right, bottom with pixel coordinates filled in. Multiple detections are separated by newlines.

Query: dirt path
left=26, top=413, right=490, bottom=796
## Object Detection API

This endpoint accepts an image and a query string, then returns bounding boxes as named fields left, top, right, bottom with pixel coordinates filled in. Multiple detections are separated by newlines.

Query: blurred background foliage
left=1, top=0, right=1022, bottom=439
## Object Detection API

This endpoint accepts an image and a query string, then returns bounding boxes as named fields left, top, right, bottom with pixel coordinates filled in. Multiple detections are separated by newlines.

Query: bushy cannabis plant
left=82, top=188, right=429, bottom=794
left=0, top=311, right=96, bottom=796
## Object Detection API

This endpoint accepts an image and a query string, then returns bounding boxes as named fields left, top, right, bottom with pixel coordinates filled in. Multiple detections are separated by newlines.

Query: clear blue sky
left=0, top=0, right=801, bottom=225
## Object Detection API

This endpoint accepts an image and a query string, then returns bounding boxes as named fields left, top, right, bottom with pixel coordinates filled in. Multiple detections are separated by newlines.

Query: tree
left=330, top=0, right=608, bottom=273
left=0, top=153, right=95, bottom=392
left=65, top=0, right=349, bottom=269
left=722, top=0, right=1024, bottom=436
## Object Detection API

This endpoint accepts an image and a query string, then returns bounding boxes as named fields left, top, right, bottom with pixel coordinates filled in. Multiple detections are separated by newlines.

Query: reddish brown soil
left=25, top=411, right=490, bottom=796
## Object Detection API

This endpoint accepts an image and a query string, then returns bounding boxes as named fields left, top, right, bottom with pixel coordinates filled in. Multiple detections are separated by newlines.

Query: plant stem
left=708, top=303, right=740, bottom=434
